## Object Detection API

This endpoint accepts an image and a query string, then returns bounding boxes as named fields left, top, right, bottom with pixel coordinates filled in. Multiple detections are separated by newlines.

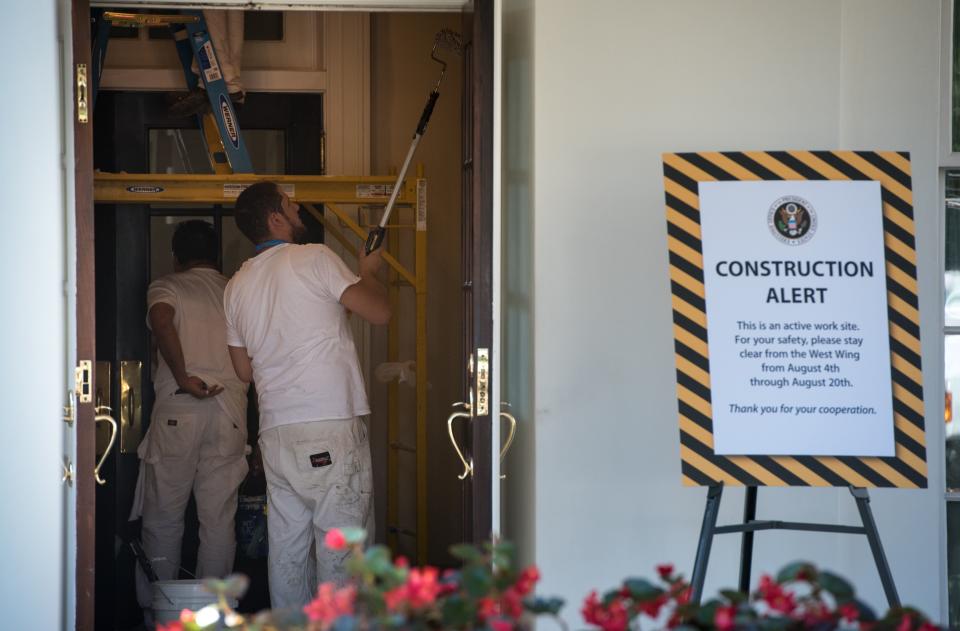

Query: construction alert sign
left=662, top=151, right=926, bottom=488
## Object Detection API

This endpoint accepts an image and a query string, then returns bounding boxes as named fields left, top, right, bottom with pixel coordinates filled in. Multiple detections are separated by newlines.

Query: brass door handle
left=446, top=411, right=473, bottom=480
left=94, top=411, right=118, bottom=486
left=498, top=411, right=517, bottom=480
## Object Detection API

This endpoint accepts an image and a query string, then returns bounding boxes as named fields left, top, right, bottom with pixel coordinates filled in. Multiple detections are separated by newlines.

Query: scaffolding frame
left=93, top=171, right=430, bottom=562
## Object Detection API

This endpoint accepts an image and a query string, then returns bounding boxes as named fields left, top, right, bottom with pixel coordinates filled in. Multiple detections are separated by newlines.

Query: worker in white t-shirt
left=224, top=182, right=390, bottom=609
left=133, top=220, right=250, bottom=611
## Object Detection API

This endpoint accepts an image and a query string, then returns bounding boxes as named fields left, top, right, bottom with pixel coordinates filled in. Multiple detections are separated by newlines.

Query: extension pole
left=365, top=90, right=440, bottom=254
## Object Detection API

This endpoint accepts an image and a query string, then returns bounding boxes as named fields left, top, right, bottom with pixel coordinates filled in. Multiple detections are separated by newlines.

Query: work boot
left=168, top=87, right=246, bottom=118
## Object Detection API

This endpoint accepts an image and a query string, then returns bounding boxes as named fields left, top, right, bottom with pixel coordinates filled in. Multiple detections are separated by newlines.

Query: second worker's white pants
left=135, top=394, right=249, bottom=608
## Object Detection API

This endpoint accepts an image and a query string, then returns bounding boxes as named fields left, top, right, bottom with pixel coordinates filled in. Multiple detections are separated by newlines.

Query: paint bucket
left=151, top=579, right=236, bottom=626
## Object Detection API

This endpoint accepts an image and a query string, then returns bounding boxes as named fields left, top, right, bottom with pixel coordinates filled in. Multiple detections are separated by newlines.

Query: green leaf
left=523, top=596, right=565, bottom=615
left=221, top=574, right=250, bottom=599
left=817, top=571, right=855, bottom=602
left=450, top=543, right=484, bottom=563
left=441, top=594, right=476, bottom=627
left=622, top=578, right=664, bottom=601
left=693, top=600, right=720, bottom=626
left=775, top=561, right=816, bottom=584
left=719, top=589, right=747, bottom=604
left=850, top=598, right=877, bottom=623
left=757, top=615, right=792, bottom=631
left=365, top=545, right=393, bottom=575
left=461, top=565, right=494, bottom=598
left=340, top=527, right=367, bottom=545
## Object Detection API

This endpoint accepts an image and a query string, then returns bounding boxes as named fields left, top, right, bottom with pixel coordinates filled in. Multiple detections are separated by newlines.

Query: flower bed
left=157, top=529, right=938, bottom=631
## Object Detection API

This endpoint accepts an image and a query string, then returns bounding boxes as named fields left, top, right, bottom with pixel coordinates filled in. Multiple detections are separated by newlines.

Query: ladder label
left=416, top=179, right=427, bottom=231
left=356, top=184, right=393, bottom=198
left=223, top=183, right=296, bottom=199
left=198, top=41, right=222, bottom=84
left=219, top=95, right=240, bottom=148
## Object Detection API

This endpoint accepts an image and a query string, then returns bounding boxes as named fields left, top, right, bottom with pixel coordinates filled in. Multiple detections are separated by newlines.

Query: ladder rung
left=389, top=442, right=416, bottom=453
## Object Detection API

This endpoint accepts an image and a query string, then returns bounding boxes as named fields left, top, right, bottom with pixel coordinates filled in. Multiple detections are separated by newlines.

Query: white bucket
left=151, top=579, right=238, bottom=626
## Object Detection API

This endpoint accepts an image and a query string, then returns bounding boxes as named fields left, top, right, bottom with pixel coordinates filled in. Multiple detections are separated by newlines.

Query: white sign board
left=699, top=180, right=894, bottom=456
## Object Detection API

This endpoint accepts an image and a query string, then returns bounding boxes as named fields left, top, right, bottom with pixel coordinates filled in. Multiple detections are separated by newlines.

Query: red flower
left=324, top=528, right=347, bottom=551
left=918, top=623, right=938, bottom=631
left=406, top=567, right=442, bottom=608
left=714, top=605, right=737, bottom=631
left=656, top=564, right=674, bottom=580
left=756, top=575, right=796, bottom=615
left=478, top=596, right=499, bottom=620
left=304, top=583, right=356, bottom=629
left=839, top=603, right=860, bottom=623
left=490, top=619, right=515, bottom=631
left=394, top=555, right=410, bottom=569
left=582, top=591, right=630, bottom=631
left=514, top=566, right=541, bottom=596
left=156, top=623, right=183, bottom=631
left=383, top=567, right=443, bottom=612
left=636, top=594, right=667, bottom=618
left=502, top=586, right=525, bottom=619
left=896, top=614, right=913, bottom=631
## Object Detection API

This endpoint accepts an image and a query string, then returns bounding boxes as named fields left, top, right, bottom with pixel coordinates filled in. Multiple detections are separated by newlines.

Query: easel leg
left=691, top=484, right=723, bottom=605
left=738, top=486, right=757, bottom=593
left=850, top=487, right=901, bottom=608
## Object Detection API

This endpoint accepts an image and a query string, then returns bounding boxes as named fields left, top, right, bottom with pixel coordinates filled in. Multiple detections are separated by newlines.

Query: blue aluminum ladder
left=90, top=10, right=253, bottom=174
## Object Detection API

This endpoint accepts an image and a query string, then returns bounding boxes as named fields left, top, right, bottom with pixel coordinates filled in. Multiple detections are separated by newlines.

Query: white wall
left=520, top=0, right=945, bottom=623
left=0, top=1, right=68, bottom=629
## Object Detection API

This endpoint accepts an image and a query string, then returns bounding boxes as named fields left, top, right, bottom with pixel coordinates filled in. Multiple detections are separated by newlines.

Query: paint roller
left=364, top=28, right=463, bottom=254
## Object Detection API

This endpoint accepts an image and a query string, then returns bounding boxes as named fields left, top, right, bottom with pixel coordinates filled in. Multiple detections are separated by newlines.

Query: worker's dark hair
left=234, top=181, right=284, bottom=245
left=172, top=219, right=218, bottom=266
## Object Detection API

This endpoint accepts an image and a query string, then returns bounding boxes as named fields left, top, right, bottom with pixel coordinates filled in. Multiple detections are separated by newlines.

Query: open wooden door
left=456, top=0, right=495, bottom=543
left=72, top=1, right=97, bottom=629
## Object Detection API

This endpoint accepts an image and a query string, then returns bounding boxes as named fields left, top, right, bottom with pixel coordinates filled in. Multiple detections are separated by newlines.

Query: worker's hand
left=358, top=245, right=384, bottom=278
left=177, top=375, right=224, bottom=399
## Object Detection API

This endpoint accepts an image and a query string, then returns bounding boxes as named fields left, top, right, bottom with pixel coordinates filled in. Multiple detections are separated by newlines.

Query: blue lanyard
left=255, top=239, right=287, bottom=252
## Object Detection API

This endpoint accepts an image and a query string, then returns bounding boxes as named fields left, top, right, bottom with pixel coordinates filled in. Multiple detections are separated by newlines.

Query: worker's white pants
left=191, top=9, right=245, bottom=93
left=259, top=417, right=374, bottom=610
left=135, top=395, right=249, bottom=608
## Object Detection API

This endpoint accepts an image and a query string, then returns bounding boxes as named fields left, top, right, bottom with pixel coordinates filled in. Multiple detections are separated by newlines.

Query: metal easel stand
left=689, top=485, right=900, bottom=608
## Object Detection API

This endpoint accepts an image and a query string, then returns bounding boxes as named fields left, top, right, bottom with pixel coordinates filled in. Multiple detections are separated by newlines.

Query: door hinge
left=63, top=389, right=75, bottom=426
left=75, top=359, right=92, bottom=404
left=76, top=63, right=88, bottom=124
left=62, top=457, right=75, bottom=487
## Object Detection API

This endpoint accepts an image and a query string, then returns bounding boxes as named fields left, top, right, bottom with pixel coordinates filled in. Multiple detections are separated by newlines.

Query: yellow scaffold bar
left=93, top=172, right=418, bottom=206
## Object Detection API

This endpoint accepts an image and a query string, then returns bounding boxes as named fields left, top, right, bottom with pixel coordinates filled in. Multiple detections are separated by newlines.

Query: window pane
left=954, top=0, right=960, bottom=152
left=948, top=502, right=960, bottom=627
left=948, top=334, right=960, bottom=490
left=148, top=128, right=285, bottom=175
left=946, top=171, right=960, bottom=325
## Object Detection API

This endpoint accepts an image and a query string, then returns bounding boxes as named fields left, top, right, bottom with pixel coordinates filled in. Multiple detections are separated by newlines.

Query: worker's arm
left=340, top=248, right=391, bottom=325
left=149, top=302, right=223, bottom=398
left=228, top=345, right=254, bottom=384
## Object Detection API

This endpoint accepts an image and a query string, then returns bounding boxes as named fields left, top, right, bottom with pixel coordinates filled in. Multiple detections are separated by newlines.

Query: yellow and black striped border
left=663, top=150, right=927, bottom=488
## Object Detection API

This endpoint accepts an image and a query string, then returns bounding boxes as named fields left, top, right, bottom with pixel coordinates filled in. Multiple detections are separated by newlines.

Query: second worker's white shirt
left=147, top=267, right=249, bottom=426
left=224, top=243, right=369, bottom=432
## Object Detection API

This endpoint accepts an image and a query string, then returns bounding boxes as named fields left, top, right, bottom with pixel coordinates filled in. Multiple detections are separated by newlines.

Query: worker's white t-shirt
left=147, top=267, right=248, bottom=424
left=224, top=243, right=369, bottom=432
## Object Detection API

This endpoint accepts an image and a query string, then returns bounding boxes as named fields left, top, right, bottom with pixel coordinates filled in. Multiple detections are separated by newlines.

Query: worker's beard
left=291, top=223, right=309, bottom=244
